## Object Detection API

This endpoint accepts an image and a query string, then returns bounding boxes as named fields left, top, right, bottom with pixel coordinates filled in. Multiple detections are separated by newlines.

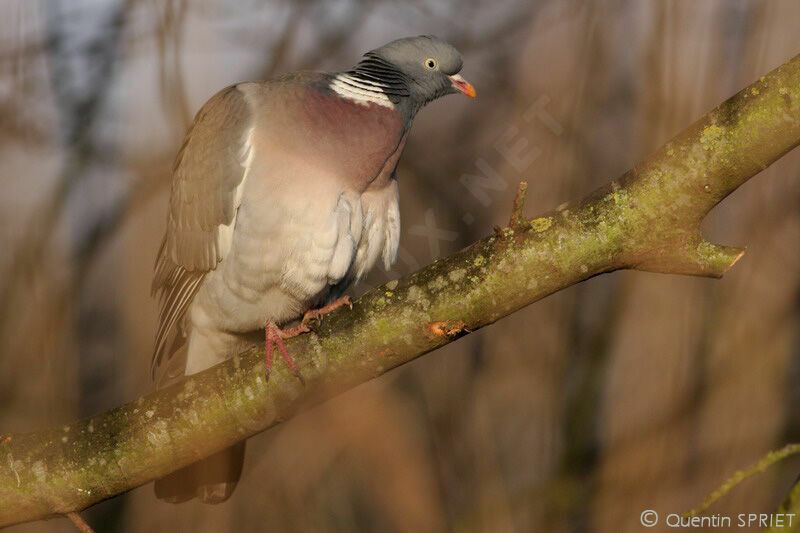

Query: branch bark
left=2, top=53, right=800, bottom=527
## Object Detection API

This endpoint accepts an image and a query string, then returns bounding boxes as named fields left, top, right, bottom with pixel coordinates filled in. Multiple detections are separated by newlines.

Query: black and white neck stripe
left=330, top=53, right=410, bottom=109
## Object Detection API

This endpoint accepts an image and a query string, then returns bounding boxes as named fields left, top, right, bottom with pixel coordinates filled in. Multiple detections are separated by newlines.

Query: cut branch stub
left=509, top=180, right=529, bottom=228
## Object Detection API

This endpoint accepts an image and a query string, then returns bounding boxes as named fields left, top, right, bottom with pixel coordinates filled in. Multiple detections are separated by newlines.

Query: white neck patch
left=330, top=74, right=395, bottom=109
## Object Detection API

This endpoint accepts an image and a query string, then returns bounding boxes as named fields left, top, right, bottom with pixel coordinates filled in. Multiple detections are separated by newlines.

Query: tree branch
left=2, top=53, right=800, bottom=527
left=685, top=444, right=800, bottom=519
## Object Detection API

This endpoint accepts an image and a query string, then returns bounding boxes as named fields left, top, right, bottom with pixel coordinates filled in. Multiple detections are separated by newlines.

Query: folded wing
left=151, top=85, right=254, bottom=376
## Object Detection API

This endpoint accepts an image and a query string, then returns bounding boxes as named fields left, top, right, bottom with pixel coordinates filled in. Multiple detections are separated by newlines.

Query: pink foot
left=263, top=298, right=353, bottom=383
left=264, top=322, right=310, bottom=384
left=302, top=296, right=353, bottom=326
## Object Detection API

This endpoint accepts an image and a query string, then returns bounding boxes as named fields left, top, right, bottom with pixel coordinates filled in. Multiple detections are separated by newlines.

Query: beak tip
left=449, top=74, right=477, bottom=99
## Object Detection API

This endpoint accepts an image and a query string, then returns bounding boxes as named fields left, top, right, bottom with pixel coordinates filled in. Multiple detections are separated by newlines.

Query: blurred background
left=1, top=1, right=799, bottom=531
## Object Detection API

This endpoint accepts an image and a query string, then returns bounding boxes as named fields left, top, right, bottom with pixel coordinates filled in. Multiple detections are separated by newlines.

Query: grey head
left=338, top=35, right=475, bottom=117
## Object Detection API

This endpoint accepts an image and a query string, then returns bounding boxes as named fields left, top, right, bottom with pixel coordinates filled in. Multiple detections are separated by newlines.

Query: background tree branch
left=1, top=52, right=799, bottom=528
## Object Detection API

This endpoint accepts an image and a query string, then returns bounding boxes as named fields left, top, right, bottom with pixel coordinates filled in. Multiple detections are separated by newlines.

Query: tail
left=152, top=342, right=246, bottom=504
left=154, top=442, right=246, bottom=504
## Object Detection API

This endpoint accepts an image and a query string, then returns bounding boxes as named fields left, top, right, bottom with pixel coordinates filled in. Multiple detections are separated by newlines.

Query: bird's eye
left=424, top=58, right=438, bottom=70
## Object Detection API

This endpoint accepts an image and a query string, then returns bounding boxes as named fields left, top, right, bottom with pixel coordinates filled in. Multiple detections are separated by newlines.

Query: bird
left=150, top=35, right=476, bottom=504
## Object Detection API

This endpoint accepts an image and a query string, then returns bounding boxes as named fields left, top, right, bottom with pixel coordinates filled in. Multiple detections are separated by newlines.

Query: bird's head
left=345, top=35, right=476, bottom=113
left=369, top=36, right=476, bottom=102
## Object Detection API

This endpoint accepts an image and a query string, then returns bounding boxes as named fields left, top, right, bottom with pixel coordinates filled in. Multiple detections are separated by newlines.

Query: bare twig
left=685, top=444, right=800, bottom=518
left=65, top=512, right=95, bottom=533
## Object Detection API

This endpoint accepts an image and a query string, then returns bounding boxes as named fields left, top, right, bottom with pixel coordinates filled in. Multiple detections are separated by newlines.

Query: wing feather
left=151, top=84, right=254, bottom=376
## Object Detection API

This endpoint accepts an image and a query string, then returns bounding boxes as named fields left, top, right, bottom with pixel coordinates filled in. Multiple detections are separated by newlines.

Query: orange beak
left=449, top=74, right=477, bottom=98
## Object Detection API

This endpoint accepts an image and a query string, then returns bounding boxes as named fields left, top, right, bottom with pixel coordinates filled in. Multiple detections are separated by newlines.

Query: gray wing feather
left=151, top=85, right=254, bottom=376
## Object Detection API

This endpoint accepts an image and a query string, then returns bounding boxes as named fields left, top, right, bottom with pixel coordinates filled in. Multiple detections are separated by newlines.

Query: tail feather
left=153, top=342, right=246, bottom=504
left=154, top=442, right=246, bottom=504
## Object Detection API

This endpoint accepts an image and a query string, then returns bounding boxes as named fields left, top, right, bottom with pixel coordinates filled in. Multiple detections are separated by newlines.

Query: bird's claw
left=264, top=298, right=352, bottom=382
left=301, top=296, right=352, bottom=326
left=264, top=322, right=308, bottom=385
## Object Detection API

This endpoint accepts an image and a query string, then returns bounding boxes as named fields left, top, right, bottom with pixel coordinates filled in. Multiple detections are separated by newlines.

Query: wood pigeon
left=151, top=35, right=475, bottom=504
